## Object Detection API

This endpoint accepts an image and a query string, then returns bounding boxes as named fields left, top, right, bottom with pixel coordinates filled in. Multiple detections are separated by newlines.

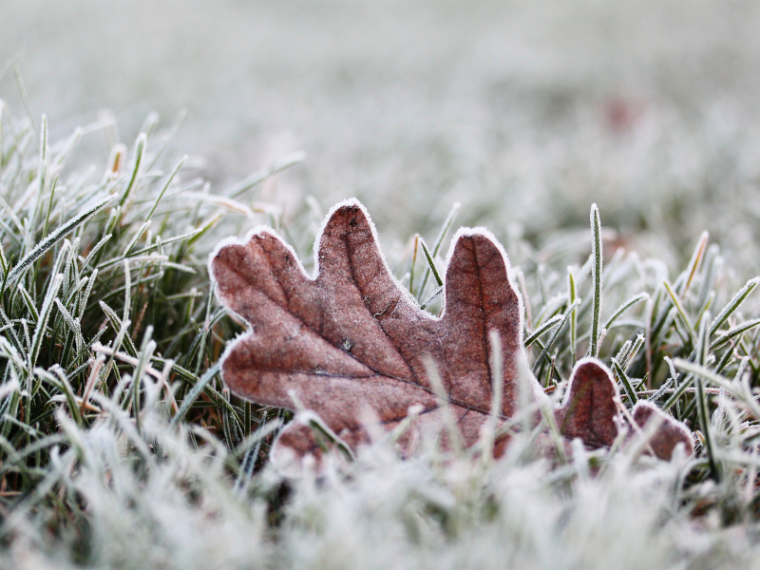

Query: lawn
left=3, top=1, right=760, bottom=568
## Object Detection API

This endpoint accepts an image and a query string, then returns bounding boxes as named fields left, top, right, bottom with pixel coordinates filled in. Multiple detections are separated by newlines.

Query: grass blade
left=663, top=280, right=694, bottom=343
left=417, top=203, right=459, bottom=296
left=709, top=277, right=760, bottom=335
left=6, top=196, right=113, bottom=284
left=118, top=133, right=147, bottom=208
left=589, top=203, right=603, bottom=357
left=171, top=362, right=222, bottom=427
left=419, top=237, right=443, bottom=289
left=611, top=358, right=638, bottom=405
left=29, top=274, right=62, bottom=369
left=524, top=314, right=564, bottom=348
left=604, top=292, right=649, bottom=330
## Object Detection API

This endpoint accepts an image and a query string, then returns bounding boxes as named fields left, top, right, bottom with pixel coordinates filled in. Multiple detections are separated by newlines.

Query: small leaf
left=632, top=401, right=694, bottom=460
left=554, top=359, right=618, bottom=449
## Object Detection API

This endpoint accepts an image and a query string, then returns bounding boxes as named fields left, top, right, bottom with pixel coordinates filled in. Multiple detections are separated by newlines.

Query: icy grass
left=9, top=0, right=760, bottom=264
left=2, top=109, right=760, bottom=569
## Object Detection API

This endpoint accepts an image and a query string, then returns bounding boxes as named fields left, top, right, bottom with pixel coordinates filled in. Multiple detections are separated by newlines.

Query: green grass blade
left=419, top=238, right=443, bottom=288
left=589, top=203, right=603, bottom=357
left=6, top=196, right=113, bottom=284
left=171, top=362, right=222, bottom=427
left=709, top=277, right=760, bottom=336
left=604, top=292, right=649, bottom=330
left=663, top=280, right=694, bottom=343
left=118, top=133, right=147, bottom=208
left=417, top=203, right=459, bottom=296
left=146, top=155, right=186, bottom=221
left=29, top=274, right=62, bottom=369
left=524, top=314, right=564, bottom=348
left=611, top=358, right=638, bottom=405
left=710, top=318, right=760, bottom=349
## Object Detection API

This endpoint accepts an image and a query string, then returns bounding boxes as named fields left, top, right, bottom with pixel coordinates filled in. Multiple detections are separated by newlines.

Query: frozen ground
left=4, top=3, right=760, bottom=568
left=3, top=0, right=760, bottom=267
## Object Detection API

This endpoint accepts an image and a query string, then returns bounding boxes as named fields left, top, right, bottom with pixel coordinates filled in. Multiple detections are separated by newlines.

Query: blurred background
left=3, top=0, right=760, bottom=270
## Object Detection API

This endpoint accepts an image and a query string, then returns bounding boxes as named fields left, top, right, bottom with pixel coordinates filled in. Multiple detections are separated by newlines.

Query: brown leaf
left=554, top=359, right=619, bottom=449
left=210, top=199, right=693, bottom=466
left=554, top=360, right=695, bottom=461
left=632, top=401, right=694, bottom=460
left=211, top=200, right=542, bottom=460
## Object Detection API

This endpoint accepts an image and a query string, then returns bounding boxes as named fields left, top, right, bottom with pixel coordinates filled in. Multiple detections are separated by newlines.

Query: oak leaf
left=555, top=359, right=620, bottom=449
left=631, top=400, right=694, bottom=460
left=557, top=360, right=694, bottom=460
left=210, top=199, right=692, bottom=466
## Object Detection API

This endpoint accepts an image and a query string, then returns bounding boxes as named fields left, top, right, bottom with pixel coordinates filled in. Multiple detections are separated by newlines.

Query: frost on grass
left=0, top=110, right=760, bottom=569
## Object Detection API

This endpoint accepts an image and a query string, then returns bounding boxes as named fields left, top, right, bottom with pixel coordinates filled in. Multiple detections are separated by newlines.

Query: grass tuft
left=1, top=110, right=760, bottom=568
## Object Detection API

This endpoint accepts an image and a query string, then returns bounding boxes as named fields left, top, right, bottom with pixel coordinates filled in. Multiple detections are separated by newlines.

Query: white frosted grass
left=8, top=0, right=760, bottom=269
left=1, top=397, right=756, bottom=570
left=4, top=27, right=760, bottom=566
